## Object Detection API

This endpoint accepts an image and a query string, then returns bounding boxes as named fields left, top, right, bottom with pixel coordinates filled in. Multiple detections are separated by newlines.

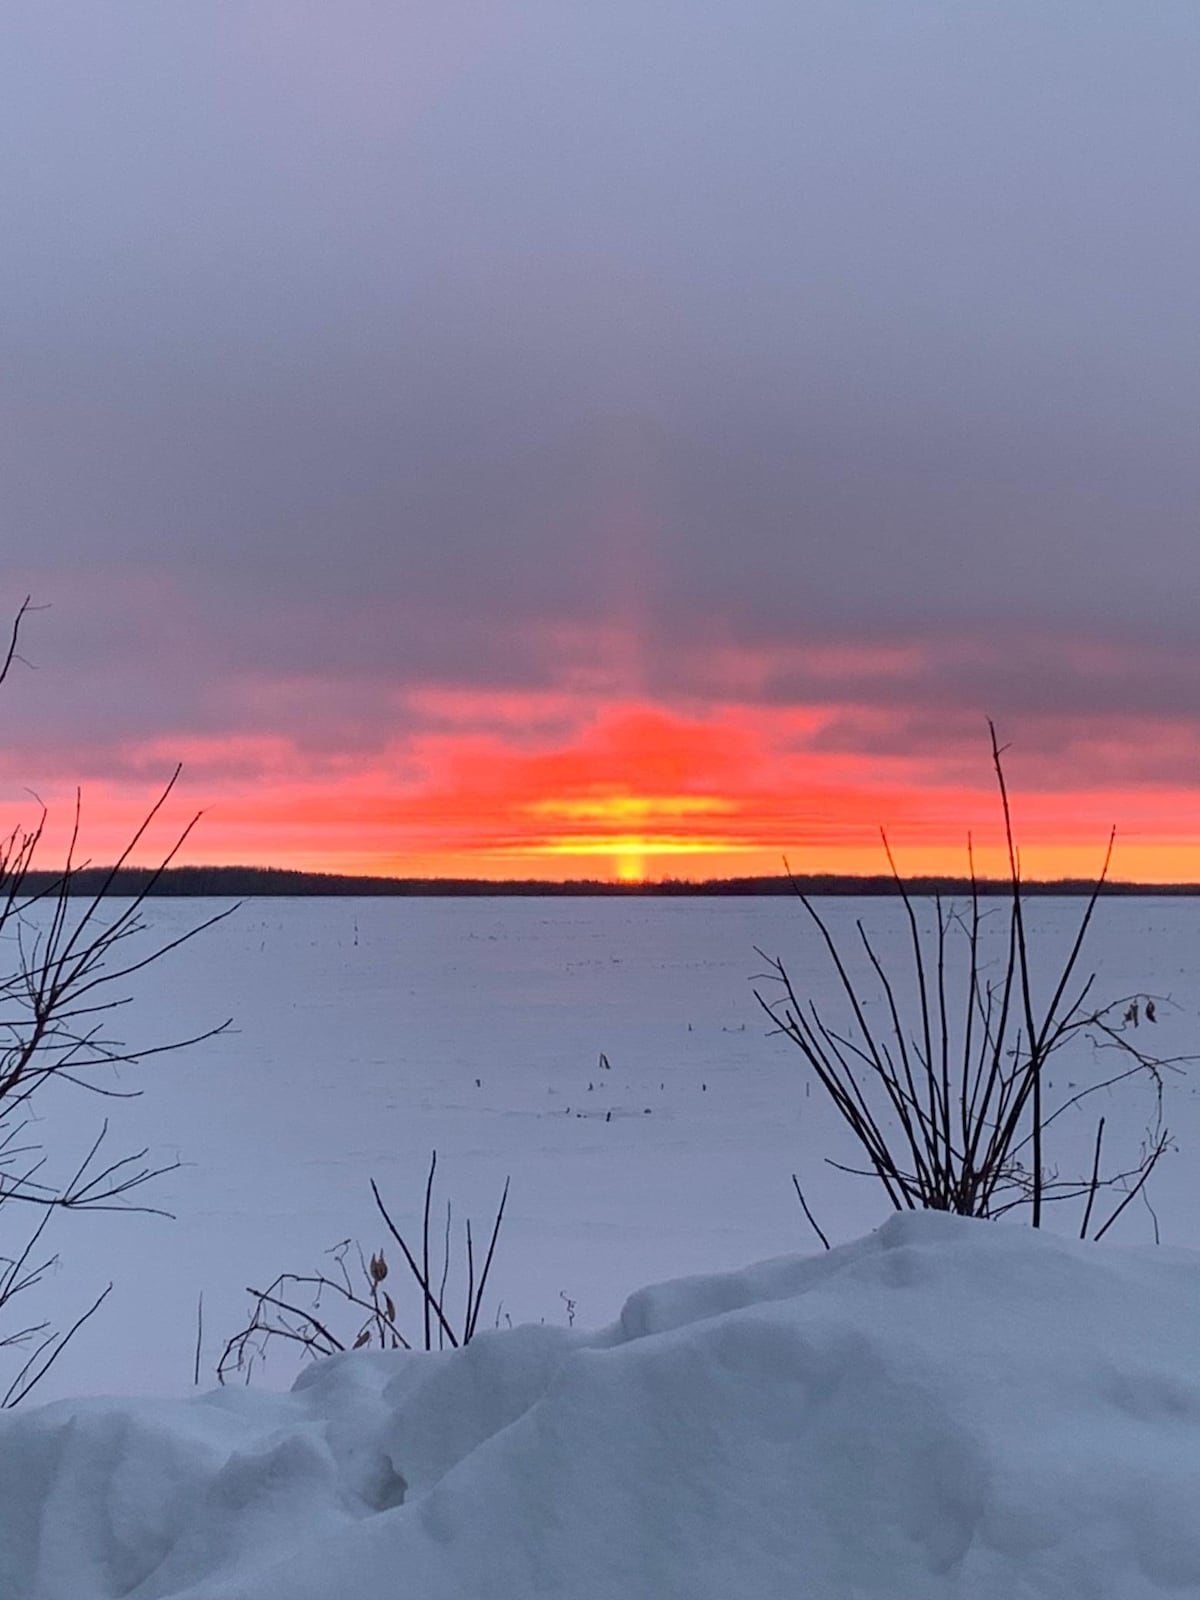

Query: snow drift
left=5, top=1211, right=1200, bottom=1599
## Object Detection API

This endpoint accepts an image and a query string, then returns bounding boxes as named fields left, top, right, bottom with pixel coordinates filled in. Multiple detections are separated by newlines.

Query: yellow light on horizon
left=532, top=832, right=750, bottom=857
left=523, top=793, right=736, bottom=823
left=614, top=850, right=644, bottom=883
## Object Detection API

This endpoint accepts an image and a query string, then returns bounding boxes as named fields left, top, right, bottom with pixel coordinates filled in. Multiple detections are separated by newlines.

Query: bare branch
left=0, top=596, right=33, bottom=687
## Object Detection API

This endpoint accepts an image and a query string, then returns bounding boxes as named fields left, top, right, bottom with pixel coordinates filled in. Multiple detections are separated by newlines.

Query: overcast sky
left=3, top=3, right=1199, bottom=875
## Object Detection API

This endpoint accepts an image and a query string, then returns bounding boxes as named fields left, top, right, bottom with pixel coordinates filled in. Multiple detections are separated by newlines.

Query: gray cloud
left=3, top=2, right=1200, bottom=786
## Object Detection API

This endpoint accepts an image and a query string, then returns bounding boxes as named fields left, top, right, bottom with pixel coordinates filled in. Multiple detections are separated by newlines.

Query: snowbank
left=5, top=1212, right=1200, bottom=1599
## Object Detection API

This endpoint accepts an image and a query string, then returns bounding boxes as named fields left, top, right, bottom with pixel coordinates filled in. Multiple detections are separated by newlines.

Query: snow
left=18, top=894, right=1200, bottom=1403
left=7, top=1212, right=1200, bottom=1598
left=7, top=893, right=1200, bottom=1596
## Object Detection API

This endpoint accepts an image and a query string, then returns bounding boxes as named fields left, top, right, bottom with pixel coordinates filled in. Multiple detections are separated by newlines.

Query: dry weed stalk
left=218, top=1151, right=509, bottom=1383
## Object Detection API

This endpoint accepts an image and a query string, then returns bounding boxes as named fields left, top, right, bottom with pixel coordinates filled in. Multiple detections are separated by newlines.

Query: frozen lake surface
left=14, top=895, right=1200, bottom=1400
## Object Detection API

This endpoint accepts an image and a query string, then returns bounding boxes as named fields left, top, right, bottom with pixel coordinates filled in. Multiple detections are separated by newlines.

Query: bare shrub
left=1, top=597, right=232, bottom=1402
left=756, top=726, right=1183, bottom=1243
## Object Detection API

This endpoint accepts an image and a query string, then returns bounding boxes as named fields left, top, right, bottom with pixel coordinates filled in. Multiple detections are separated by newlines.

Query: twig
left=1079, top=1118, right=1105, bottom=1240
left=3, top=1283, right=112, bottom=1407
left=193, top=1292, right=204, bottom=1386
left=791, top=1174, right=831, bottom=1250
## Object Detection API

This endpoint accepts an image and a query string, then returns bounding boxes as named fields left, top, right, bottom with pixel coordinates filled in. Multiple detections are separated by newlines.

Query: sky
left=3, top=2, right=1200, bottom=882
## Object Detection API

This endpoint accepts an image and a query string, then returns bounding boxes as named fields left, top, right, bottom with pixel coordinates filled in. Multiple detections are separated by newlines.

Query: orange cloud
left=6, top=682, right=1200, bottom=884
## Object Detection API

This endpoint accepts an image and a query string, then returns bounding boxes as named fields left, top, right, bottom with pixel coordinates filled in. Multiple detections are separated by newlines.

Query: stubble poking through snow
left=5, top=1212, right=1200, bottom=1598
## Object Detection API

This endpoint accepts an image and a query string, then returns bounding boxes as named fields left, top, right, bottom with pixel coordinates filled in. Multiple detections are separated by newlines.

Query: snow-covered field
left=8, top=894, right=1200, bottom=1598
left=14, top=893, right=1200, bottom=1404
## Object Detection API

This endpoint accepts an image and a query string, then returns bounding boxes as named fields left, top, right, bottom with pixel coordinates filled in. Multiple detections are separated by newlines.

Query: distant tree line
left=15, top=865, right=1199, bottom=897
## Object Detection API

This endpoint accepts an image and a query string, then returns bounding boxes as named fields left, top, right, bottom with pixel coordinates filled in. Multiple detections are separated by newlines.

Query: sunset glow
left=6, top=684, right=1200, bottom=884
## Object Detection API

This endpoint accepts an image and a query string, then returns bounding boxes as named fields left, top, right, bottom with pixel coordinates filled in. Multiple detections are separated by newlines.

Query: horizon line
left=21, top=863, right=1200, bottom=896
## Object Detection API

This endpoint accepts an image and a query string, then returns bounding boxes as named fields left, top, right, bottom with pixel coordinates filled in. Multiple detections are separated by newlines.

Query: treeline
left=15, top=865, right=1200, bottom=897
